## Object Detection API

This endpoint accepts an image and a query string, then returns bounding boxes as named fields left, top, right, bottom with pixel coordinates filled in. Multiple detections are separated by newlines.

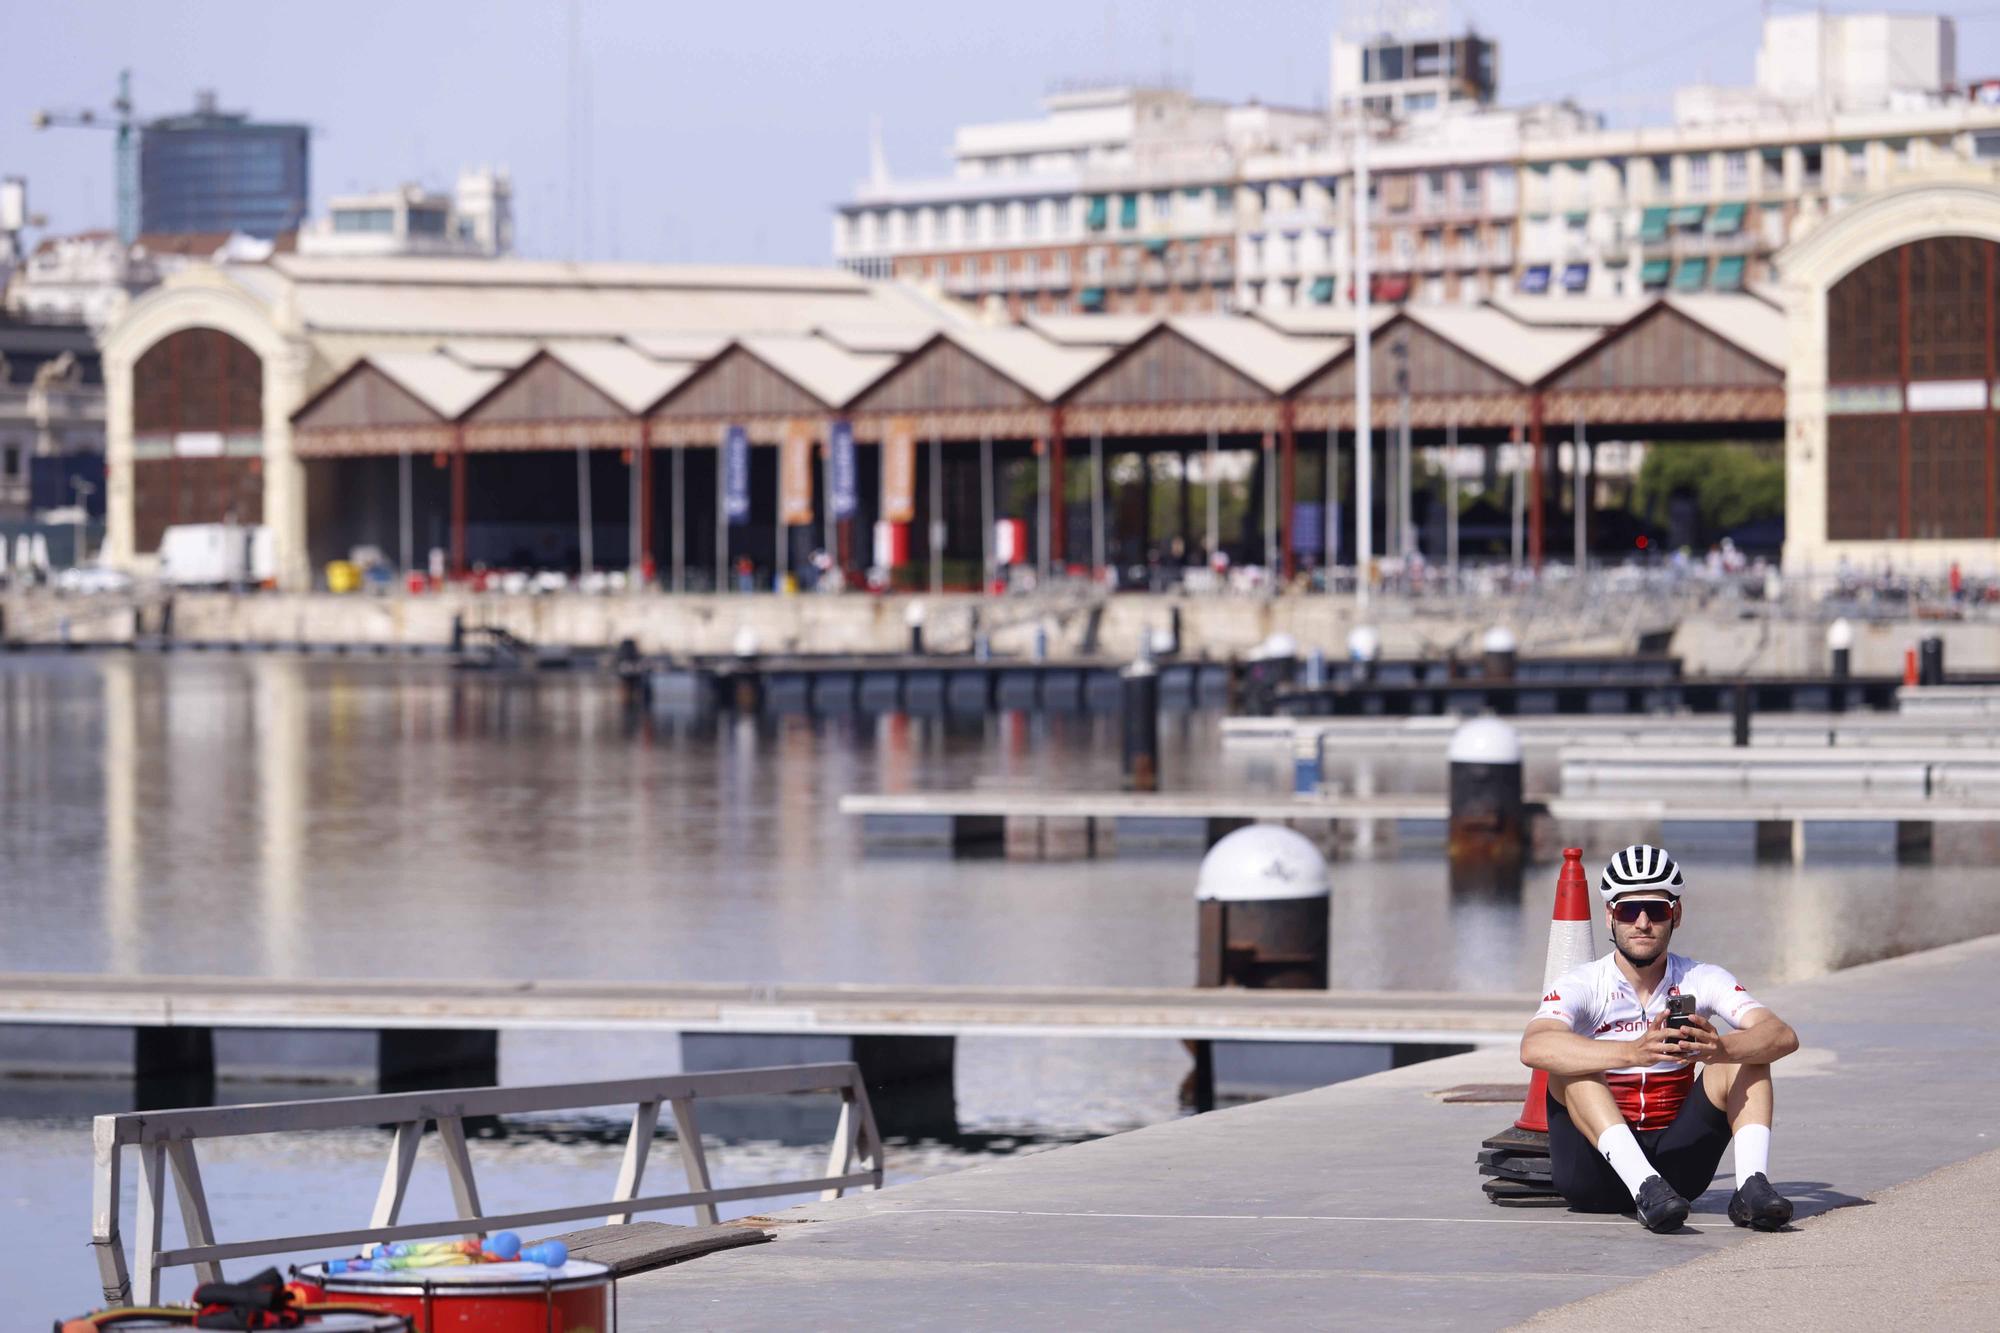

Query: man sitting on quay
left=1520, top=844, right=1801, bottom=1232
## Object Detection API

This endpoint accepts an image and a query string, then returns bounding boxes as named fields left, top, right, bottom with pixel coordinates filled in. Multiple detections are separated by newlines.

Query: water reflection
left=5, top=655, right=2000, bottom=1312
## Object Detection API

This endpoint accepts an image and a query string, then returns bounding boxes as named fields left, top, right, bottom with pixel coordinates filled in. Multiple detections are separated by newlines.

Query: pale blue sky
left=5, top=1, right=2000, bottom=263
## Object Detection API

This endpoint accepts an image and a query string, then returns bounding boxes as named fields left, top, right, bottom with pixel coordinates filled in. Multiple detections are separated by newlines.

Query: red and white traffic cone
left=1513, top=846, right=1596, bottom=1134
left=1480, top=847, right=1595, bottom=1206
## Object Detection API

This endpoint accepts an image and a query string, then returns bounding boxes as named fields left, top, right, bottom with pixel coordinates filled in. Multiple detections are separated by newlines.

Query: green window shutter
left=1119, top=195, right=1139, bottom=229
left=1086, top=197, right=1108, bottom=230
left=1214, top=186, right=1233, bottom=211
left=1712, top=255, right=1747, bottom=290
left=1144, top=237, right=1170, bottom=254
left=1639, top=207, right=1671, bottom=242
left=1309, top=276, right=1335, bottom=303
left=1673, top=257, right=1710, bottom=291
left=1079, top=287, right=1106, bottom=309
left=1640, top=258, right=1672, bottom=287
left=1564, top=211, right=1589, bottom=226
left=1668, top=204, right=1707, bottom=228
left=1706, top=202, right=1746, bottom=235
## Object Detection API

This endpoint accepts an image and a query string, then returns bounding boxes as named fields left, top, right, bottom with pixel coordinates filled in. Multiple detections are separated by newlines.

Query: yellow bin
left=325, top=560, right=360, bottom=593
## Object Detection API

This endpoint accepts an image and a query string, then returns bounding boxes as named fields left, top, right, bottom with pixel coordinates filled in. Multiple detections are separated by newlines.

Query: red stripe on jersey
left=1606, top=1066, right=1695, bottom=1132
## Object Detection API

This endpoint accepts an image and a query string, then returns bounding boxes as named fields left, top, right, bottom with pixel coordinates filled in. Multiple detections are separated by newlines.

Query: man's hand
left=1629, top=1012, right=1716, bottom=1065
left=1668, top=1014, right=1724, bottom=1063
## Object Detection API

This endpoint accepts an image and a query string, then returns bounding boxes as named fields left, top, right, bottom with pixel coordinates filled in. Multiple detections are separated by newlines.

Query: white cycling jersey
left=1531, top=951, right=1766, bottom=1131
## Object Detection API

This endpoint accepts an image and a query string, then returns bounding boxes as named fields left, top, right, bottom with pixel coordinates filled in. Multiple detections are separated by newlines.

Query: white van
left=157, top=524, right=274, bottom=588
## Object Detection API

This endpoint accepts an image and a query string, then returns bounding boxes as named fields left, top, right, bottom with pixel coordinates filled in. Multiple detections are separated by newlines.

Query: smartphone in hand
left=1664, top=994, right=1698, bottom=1057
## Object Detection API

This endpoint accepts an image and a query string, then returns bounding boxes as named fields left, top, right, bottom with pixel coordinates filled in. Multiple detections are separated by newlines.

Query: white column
left=1263, top=432, right=1277, bottom=574
left=1090, top=432, right=1105, bottom=576
left=716, top=432, right=729, bottom=592
left=1205, top=428, right=1220, bottom=566
left=672, top=443, right=686, bottom=593
left=1445, top=418, right=1458, bottom=588
left=1324, top=424, right=1338, bottom=572
left=629, top=445, right=643, bottom=581
left=929, top=434, right=943, bottom=595
left=980, top=433, right=994, bottom=591
left=1510, top=422, right=1524, bottom=573
left=1037, top=437, right=1050, bottom=583
left=577, top=443, right=594, bottom=577
left=1353, top=122, right=1373, bottom=607
left=398, top=445, right=413, bottom=577
left=1573, top=415, right=1587, bottom=576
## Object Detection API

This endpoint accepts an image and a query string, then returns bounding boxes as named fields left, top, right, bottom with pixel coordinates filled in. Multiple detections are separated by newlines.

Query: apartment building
left=837, top=12, right=2000, bottom=317
left=296, top=168, right=514, bottom=259
left=832, top=85, right=1321, bottom=317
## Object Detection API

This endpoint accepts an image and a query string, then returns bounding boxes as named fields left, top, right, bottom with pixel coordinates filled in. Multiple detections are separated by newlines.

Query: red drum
left=294, top=1260, right=613, bottom=1333
left=58, top=1315, right=407, bottom=1332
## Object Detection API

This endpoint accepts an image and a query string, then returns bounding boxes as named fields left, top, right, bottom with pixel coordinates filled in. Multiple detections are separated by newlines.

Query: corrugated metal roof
left=1401, top=307, right=1600, bottom=385
left=1168, top=315, right=1346, bottom=394
left=1025, top=314, right=1153, bottom=347
left=816, top=323, right=940, bottom=354
left=1665, top=294, right=1789, bottom=369
left=624, top=333, right=730, bottom=363
left=288, top=285, right=920, bottom=338
left=1484, top=295, right=1650, bottom=329
left=269, top=255, right=868, bottom=293
left=439, top=339, right=539, bottom=371
left=1252, top=306, right=1397, bottom=338
left=544, top=340, right=697, bottom=413
left=942, top=326, right=1110, bottom=401
left=366, top=351, right=504, bottom=419
left=738, top=334, right=900, bottom=408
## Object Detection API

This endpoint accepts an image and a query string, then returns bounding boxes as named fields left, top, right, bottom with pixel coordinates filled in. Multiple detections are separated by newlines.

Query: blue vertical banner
left=829, top=420, right=858, bottom=519
left=1290, top=501, right=1324, bottom=555
left=723, top=425, right=751, bottom=525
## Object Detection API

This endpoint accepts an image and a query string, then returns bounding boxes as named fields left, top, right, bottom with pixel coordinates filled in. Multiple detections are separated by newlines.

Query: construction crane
left=31, top=70, right=139, bottom=245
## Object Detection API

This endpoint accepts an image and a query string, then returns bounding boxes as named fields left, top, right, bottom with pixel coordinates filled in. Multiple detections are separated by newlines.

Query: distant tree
left=1630, top=442, right=1783, bottom=545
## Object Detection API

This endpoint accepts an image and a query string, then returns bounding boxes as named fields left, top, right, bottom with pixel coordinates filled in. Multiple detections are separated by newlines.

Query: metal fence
left=91, top=1063, right=884, bottom=1306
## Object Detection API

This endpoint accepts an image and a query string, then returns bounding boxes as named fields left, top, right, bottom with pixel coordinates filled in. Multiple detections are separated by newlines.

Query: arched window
left=130, top=328, right=264, bottom=553
left=1825, top=238, right=1996, bottom=541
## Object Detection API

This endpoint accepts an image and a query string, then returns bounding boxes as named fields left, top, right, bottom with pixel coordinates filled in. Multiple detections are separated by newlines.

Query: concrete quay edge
left=614, top=930, right=2000, bottom=1331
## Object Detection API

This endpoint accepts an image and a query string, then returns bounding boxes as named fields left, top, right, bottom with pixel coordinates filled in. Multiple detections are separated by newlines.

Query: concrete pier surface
left=616, top=932, right=2000, bottom=1330
left=8, top=587, right=2000, bottom=679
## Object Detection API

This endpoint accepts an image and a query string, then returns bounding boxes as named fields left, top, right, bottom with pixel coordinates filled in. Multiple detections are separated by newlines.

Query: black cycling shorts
left=1546, top=1078, right=1732, bottom=1212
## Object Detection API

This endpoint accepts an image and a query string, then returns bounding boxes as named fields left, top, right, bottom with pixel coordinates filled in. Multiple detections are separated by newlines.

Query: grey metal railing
left=91, top=1063, right=884, bottom=1307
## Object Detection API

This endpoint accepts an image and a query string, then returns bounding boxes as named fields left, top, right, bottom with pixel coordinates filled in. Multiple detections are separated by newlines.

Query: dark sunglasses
left=1611, top=899, right=1676, bottom=924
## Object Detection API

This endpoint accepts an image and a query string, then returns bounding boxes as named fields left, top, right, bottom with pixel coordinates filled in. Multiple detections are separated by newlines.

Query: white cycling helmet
left=1599, top=843, right=1684, bottom=904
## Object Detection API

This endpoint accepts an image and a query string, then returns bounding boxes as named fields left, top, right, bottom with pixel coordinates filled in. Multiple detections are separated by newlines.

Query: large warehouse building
left=96, top=182, right=2000, bottom=590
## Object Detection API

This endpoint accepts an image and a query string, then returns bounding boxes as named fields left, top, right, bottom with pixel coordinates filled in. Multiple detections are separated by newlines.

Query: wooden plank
left=540, top=1220, right=772, bottom=1277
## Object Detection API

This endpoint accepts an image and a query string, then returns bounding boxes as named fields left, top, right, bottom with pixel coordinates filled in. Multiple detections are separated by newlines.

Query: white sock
left=1595, top=1123, right=1656, bottom=1199
left=1734, top=1124, right=1771, bottom=1187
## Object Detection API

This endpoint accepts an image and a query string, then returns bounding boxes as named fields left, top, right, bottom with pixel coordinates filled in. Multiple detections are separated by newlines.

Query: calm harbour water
left=4, top=653, right=1997, bottom=1314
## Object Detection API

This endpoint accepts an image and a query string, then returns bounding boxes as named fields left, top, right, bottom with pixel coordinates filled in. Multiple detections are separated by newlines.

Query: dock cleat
left=1633, top=1175, right=1690, bottom=1233
left=1728, top=1172, right=1794, bottom=1231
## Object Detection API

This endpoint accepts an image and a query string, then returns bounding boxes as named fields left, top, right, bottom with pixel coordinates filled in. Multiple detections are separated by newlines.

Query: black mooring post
left=1732, top=682, right=1752, bottom=748
left=1122, top=660, right=1160, bottom=792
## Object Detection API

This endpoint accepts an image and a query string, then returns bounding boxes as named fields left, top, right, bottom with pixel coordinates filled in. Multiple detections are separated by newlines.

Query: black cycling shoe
left=1728, top=1172, right=1794, bottom=1231
left=1634, top=1175, right=1690, bottom=1233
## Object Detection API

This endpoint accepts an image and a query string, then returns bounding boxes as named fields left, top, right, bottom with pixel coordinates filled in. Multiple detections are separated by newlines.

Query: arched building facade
left=1780, top=181, right=2000, bottom=573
